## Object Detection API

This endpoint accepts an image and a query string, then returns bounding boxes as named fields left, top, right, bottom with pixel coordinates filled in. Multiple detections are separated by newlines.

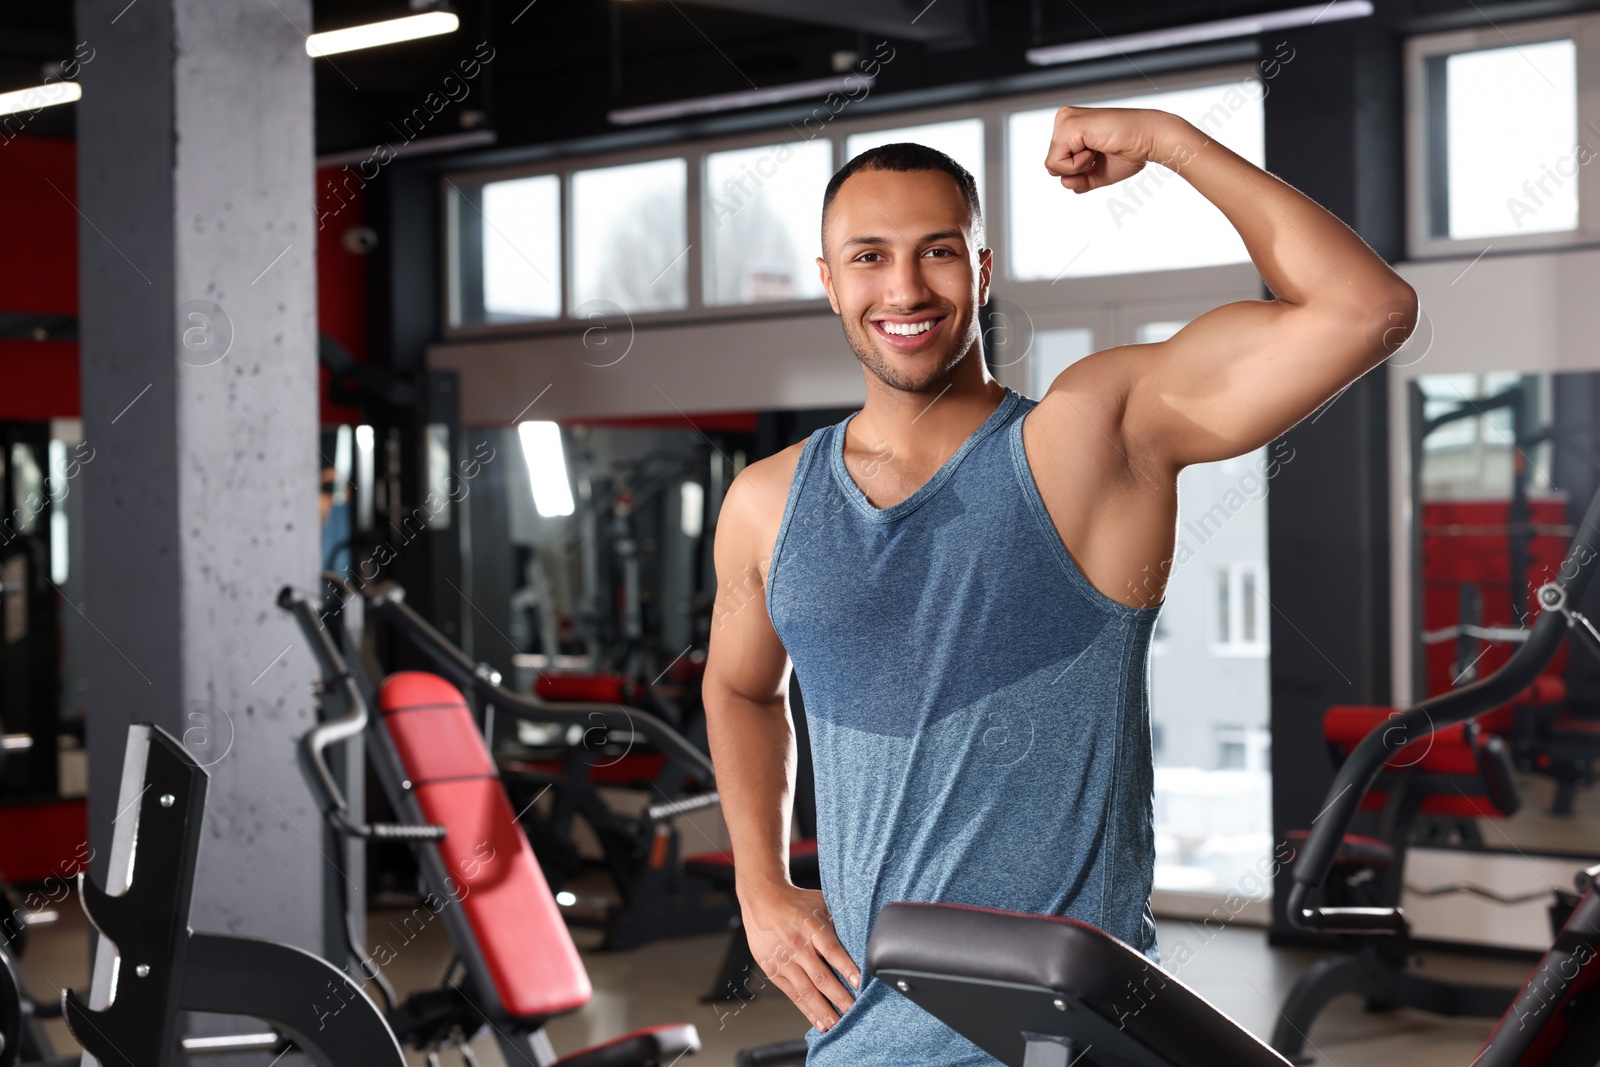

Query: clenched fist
left=1044, top=104, right=1195, bottom=194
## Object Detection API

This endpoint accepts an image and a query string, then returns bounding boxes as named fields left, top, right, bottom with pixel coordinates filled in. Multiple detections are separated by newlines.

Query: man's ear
left=976, top=246, right=993, bottom=306
left=818, top=256, right=841, bottom=315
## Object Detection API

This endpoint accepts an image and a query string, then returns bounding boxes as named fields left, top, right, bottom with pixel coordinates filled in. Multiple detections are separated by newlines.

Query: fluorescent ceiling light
left=306, top=11, right=459, bottom=58
left=1026, top=1, right=1372, bottom=66
left=680, top=482, right=704, bottom=538
left=609, top=73, right=876, bottom=126
left=518, top=421, right=575, bottom=518
left=0, top=80, right=81, bottom=117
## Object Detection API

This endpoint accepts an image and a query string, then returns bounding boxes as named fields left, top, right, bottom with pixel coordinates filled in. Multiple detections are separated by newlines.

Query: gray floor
left=16, top=891, right=1532, bottom=1067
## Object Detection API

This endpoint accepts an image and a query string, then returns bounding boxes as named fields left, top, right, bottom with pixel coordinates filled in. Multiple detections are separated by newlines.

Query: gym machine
left=0, top=722, right=65, bottom=1067
left=63, top=722, right=407, bottom=1067
left=862, top=472, right=1600, bottom=1067
left=333, top=575, right=736, bottom=950
left=281, top=582, right=703, bottom=1066
left=1411, top=378, right=1600, bottom=813
left=0, top=935, right=71, bottom=1067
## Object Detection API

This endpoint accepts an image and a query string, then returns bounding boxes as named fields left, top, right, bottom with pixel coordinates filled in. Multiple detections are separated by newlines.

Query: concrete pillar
left=75, top=0, right=324, bottom=967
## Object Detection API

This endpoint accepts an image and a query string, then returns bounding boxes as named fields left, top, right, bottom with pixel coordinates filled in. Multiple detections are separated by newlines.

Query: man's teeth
left=881, top=319, right=938, bottom=337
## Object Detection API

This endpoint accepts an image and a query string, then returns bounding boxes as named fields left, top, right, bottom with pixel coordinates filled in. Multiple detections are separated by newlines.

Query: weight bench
left=368, top=670, right=701, bottom=1066
left=868, top=901, right=1291, bottom=1067
left=362, top=584, right=734, bottom=951
left=282, top=585, right=701, bottom=1067
left=869, top=871, right=1600, bottom=1067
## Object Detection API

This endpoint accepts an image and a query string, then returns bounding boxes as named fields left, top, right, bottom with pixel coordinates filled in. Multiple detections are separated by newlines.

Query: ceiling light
left=306, top=11, right=459, bottom=58
left=518, top=422, right=575, bottom=519
left=0, top=80, right=81, bottom=118
left=1026, top=1, right=1373, bottom=66
left=608, top=73, right=876, bottom=126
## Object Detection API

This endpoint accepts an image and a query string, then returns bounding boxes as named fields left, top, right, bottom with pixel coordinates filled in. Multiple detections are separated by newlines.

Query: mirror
left=1409, top=369, right=1600, bottom=854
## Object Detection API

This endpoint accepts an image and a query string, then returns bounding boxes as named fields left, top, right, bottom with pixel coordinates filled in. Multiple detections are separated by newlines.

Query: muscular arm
left=1047, top=108, right=1419, bottom=472
left=703, top=471, right=796, bottom=897
left=702, top=460, right=858, bottom=1029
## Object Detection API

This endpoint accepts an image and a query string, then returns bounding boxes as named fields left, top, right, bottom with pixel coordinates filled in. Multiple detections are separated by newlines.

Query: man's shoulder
left=716, top=436, right=815, bottom=559
left=729, top=436, right=812, bottom=516
left=1028, top=345, right=1164, bottom=482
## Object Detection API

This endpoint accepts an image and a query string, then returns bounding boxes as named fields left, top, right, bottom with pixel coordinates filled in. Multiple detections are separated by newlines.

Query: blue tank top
left=765, top=387, right=1162, bottom=1065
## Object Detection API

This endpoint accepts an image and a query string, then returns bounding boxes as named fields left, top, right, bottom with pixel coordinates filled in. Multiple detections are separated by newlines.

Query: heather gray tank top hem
left=764, top=387, right=1162, bottom=1066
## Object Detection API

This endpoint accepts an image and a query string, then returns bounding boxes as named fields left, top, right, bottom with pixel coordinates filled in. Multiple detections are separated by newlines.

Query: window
left=1407, top=13, right=1600, bottom=258
left=570, top=158, right=688, bottom=315
left=448, top=175, right=562, bottom=327
left=1416, top=372, right=1549, bottom=500
left=1214, top=725, right=1269, bottom=772
left=704, top=140, right=833, bottom=306
left=1137, top=320, right=1188, bottom=344
left=1027, top=327, right=1094, bottom=399
left=1213, top=561, right=1267, bottom=653
left=1435, top=39, right=1577, bottom=240
left=480, top=175, right=562, bottom=322
left=845, top=118, right=986, bottom=209
left=444, top=68, right=1265, bottom=341
left=1217, top=726, right=1247, bottom=770
left=1007, top=78, right=1264, bottom=281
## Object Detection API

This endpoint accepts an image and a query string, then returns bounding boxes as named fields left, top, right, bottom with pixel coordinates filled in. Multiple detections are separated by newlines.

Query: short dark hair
left=820, top=142, right=984, bottom=257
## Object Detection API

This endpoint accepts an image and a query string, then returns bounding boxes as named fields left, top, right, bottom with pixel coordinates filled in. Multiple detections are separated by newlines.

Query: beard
left=839, top=311, right=978, bottom=395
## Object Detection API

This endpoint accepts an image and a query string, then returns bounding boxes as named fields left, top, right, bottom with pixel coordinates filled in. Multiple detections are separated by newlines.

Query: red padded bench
left=1322, top=705, right=1520, bottom=821
left=378, top=672, right=701, bottom=1066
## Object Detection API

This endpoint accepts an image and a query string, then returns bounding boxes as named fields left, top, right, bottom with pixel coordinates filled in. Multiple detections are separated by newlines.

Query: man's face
left=819, top=168, right=991, bottom=395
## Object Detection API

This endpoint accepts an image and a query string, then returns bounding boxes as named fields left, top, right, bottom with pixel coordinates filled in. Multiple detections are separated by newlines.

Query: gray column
left=75, top=0, right=324, bottom=961
left=1264, top=17, right=1403, bottom=943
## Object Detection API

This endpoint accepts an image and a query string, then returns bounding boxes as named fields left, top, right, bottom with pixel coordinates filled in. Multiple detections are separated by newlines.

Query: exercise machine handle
left=1288, top=481, right=1600, bottom=929
left=647, top=791, right=722, bottom=822
left=1285, top=905, right=1408, bottom=935
left=368, top=586, right=717, bottom=782
left=278, top=586, right=448, bottom=843
left=362, top=821, right=448, bottom=842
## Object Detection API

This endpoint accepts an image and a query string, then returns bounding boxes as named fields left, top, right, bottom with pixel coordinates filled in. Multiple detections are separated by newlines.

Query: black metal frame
left=62, top=724, right=406, bottom=1067
left=1289, top=480, right=1600, bottom=933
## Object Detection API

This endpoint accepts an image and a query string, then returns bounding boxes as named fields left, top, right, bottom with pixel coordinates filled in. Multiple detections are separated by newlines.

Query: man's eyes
left=852, top=248, right=957, bottom=263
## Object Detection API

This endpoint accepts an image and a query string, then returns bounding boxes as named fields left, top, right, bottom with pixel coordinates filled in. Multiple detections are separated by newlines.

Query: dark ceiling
left=0, top=0, right=1586, bottom=160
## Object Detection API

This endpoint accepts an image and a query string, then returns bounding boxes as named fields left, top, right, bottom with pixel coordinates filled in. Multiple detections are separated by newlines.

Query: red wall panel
left=0, top=138, right=369, bottom=425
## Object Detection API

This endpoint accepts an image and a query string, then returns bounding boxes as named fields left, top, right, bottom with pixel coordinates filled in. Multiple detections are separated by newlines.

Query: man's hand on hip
left=740, top=882, right=859, bottom=1032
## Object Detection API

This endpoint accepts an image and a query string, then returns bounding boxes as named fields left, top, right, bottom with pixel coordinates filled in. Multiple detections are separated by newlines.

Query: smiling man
left=702, top=104, right=1417, bottom=1065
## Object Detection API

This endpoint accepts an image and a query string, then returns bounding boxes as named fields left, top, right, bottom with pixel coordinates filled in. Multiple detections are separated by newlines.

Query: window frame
left=1212, top=560, right=1268, bottom=656
left=567, top=155, right=694, bottom=318
left=700, top=136, right=839, bottom=310
left=1404, top=11, right=1600, bottom=261
left=439, top=61, right=1265, bottom=342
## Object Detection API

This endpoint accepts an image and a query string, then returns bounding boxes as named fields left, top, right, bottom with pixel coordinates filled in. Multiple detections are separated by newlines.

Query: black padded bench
left=866, top=902, right=1291, bottom=1067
